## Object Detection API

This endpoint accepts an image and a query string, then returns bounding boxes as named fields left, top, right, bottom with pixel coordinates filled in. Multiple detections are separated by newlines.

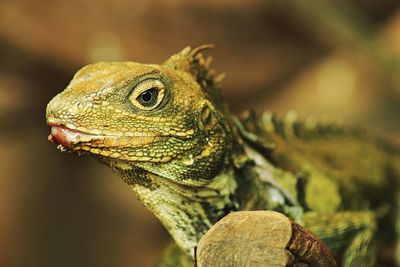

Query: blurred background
left=0, top=1, right=399, bottom=266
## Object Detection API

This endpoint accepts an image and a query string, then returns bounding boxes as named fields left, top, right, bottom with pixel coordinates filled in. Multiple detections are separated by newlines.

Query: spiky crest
left=163, top=45, right=227, bottom=112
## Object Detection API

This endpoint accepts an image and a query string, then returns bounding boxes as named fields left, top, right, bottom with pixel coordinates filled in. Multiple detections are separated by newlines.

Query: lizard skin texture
left=46, top=45, right=400, bottom=266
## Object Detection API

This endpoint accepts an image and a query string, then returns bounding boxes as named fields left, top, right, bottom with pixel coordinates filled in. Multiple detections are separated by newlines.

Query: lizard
left=46, top=45, right=400, bottom=267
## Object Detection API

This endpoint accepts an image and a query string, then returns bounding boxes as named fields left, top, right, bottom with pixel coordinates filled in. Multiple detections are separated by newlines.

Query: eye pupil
left=136, top=88, right=159, bottom=107
left=141, top=91, right=152, bottom=102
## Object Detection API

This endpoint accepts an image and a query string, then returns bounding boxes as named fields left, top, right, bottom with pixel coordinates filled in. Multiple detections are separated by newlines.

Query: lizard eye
left=129, top=79, right=165, bottom=110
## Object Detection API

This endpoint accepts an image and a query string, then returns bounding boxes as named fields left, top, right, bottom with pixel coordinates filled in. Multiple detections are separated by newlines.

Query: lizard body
left=46, top=46, right=400, bottom=266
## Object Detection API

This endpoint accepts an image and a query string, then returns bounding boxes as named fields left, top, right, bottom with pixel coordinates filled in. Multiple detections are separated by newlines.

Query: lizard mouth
left=47, top=123, right=170, bottom=159
left=48, top=124, right=98, bottom=150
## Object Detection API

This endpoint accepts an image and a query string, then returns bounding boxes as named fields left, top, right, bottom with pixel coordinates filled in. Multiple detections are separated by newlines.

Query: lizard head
left=46, top=46, right=237, bottom=254
left=46, top=45, right=230, bottom=175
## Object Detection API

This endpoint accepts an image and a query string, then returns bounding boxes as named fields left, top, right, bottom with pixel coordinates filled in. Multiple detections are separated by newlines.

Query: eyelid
left=129, top=79, right=166, bottom=110
left=130, top=79, right=165, bottom=99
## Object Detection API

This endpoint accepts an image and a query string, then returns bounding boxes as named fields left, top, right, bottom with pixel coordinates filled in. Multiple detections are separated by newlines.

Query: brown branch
left=195, top=211, right=337, bottom=267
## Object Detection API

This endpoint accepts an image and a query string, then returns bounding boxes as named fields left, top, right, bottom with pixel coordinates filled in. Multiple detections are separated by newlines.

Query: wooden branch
left=195, top=211, right=337, bottom=267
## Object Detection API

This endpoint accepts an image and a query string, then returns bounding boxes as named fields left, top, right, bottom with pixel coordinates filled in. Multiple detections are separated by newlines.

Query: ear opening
left=199, top=101, right=213, bottom=130
left=198, top=100, right=224, bottom=132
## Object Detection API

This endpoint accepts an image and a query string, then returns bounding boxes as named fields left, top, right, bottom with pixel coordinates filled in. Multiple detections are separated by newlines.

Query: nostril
left=76, top=102, right=83, bottom=110
left=46, top=99, right=60, bottom=118
left=46, top=109, right=59, bottom=120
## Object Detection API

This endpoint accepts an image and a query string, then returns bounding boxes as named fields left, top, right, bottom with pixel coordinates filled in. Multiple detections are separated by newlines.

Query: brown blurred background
left=0, top=1, right=399, bottom=267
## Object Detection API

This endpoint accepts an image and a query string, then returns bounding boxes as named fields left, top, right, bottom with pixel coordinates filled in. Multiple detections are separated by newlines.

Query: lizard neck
left=111, top=162, right=238, bottom=257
